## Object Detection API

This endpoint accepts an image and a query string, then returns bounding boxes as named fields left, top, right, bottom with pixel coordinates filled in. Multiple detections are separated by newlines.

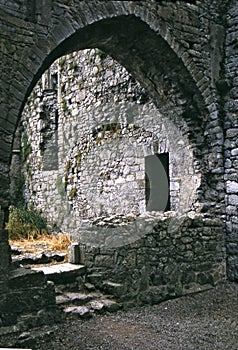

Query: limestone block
left=64, top=305, right=92, bottom=319
left=170, top=181, right=180, bottom=191
left=228, top=195, right=238, bottom=206
left=68, top=243, right=80, bottom=264
left=226, top=181, right=238, bottom=194
left=231, top=148, right=238, bottom=156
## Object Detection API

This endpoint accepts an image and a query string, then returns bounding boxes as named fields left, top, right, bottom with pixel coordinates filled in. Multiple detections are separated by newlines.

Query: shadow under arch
left=22, top=15, right=207, bottom=135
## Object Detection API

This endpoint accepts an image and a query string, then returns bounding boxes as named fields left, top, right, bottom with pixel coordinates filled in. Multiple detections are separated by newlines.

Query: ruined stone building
left=17, top=49, right=199, bottom=229
left=0, top=0, right=237, bottom=327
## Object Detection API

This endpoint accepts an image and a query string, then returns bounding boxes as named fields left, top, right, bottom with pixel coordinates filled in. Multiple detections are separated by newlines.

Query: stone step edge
left=31, top=263, right=86, bottom=283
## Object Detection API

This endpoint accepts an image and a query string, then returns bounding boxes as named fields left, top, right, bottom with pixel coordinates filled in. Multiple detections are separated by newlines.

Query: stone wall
left=0, top=230, right=11, bottom=273
left=0, top=0, right=227, bottom=218
left=224, top=1, right=238, bottom=281
left=0, top=216, right=58, bottom=329
left=19, top=49, right=200, bottom=234
left=78, top=213, right=225, bottom=304
left=0, top=266, right=58, bottom=327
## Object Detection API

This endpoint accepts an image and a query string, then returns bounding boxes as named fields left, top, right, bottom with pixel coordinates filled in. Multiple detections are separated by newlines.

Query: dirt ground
left=29, top=281, right=238, bottom=350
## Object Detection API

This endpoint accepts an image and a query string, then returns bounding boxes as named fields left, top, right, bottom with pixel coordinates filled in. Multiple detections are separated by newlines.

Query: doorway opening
left=145, top=153, right=170, bottom=212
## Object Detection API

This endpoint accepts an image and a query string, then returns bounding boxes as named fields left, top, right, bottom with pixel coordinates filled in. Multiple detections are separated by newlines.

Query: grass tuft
left=10, top=232, right=71, bottom=254
left=6, top=205, right=48, bottom=240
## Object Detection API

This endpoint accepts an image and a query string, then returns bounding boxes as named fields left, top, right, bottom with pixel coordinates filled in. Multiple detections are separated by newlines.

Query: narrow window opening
left=145, top=153, right=170, bottom=212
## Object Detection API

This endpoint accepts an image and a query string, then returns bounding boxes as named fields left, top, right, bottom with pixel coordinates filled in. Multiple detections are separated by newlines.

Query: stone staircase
left=11, top=246, right=122, bottom=320
left=32, top=262, right=121, bottom=319
left=1, top=244, right=128, bottom=348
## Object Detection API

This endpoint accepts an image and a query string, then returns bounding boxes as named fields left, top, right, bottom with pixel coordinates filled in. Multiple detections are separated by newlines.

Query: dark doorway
left=145, top=153, right=170, bottom=212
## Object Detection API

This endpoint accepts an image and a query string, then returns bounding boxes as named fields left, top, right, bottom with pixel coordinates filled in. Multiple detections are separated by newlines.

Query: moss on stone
left=68, top=187, right=77, bottom=201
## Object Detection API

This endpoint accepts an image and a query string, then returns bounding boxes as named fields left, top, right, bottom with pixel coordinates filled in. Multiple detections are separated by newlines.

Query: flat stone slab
left=64, top=306, right=92, bottom=319
left=56, top=292, right=93, bottom=306
left=32, top=263, right=86, bottom=284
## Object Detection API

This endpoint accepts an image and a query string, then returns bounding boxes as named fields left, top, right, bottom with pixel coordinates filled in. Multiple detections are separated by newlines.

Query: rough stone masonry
left=0, top=0, right=237, bottom=327
left=18, top=49, right=199, bottom=228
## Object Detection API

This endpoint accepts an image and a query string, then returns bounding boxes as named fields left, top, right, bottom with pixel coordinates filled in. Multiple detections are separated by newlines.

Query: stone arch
left=20, top=1, right=209, bottom=113
left=1, top=6, right=210, bottom=223
left=0, top=2, right=229, bottom=324
left=22, top=14, right=207, bottom=120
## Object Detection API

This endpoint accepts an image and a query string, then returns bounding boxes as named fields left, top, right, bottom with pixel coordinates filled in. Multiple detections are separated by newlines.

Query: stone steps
left=31, top=263, right=122, bottom=318
left=32, top=263, right=86, bottom=284
left=11, top=245, right=122, bottom=319
left=58, top=291, right=121, bottom=319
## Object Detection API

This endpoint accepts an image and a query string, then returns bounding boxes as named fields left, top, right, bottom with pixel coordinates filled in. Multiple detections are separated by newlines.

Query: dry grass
left=10, top=232, right=71, bottom=254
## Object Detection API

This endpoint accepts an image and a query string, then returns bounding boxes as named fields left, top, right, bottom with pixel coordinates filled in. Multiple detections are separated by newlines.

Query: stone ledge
left=7, top=267, right=46, bottom=289
left=11, top=251, right=66, bottom=266
left=32, top=263, right=86, bottom=284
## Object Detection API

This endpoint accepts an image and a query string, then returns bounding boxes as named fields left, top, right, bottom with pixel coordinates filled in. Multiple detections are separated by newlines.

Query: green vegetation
left=6, top=205, right=48, bottom=240
left=21, top=133, right=32, bottom=163
left=64, top=160, right=72, bottom=184
left=26, top=163, right=33, bottom=180
left=62, top=99, right=68, bottom=113
left=65, top=160, right=72, bottom=173
left=56, top=175, right=66, bottom=197
left=95, top=48, right=107, bottom=60
left=11, top=173, right=25, bottom=208
left=68, top=187, right=77, bottom=201
left=70, top=61, right=78, bottom=71
left=59, top=57, right=66, bottom=69
left=76, top=151, right=81, bottom=163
